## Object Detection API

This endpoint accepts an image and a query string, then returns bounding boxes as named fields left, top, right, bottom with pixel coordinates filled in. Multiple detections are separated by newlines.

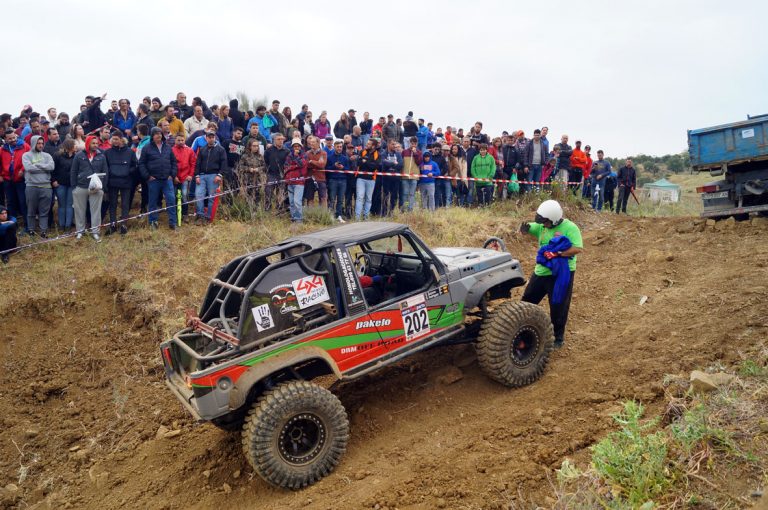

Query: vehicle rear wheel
left=242, top=380, right=349, bottom=489
left=476, top=301, right=554, bottom=387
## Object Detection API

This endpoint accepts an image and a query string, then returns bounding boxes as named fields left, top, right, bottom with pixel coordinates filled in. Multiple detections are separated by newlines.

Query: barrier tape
left=2, top=168, right=583, bottom=257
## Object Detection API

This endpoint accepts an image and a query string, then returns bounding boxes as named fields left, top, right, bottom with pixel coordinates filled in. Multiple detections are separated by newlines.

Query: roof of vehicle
left=284, top=222, right=409, bottom=249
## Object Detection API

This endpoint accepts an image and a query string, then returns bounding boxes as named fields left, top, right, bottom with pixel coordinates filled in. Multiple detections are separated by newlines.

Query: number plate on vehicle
left=702, top=191, right=728, bottom=200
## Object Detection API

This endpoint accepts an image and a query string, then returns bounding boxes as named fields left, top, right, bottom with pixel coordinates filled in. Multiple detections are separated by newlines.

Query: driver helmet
left=536, top=199, right=563, bottom=225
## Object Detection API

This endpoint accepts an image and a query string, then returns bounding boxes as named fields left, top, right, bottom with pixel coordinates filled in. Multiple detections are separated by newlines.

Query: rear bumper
left=165, top=378, right=203, bottom=421
left=701, top=203, right=768, bottom=218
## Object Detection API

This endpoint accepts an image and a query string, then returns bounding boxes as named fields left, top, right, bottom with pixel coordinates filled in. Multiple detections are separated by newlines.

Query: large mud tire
left=476, top=301, right=554, bottom=387
left=242, top=380, right=349, bottom=489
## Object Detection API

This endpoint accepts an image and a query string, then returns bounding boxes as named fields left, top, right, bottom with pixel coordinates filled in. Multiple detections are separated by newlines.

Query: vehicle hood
left=432, top=247, right=512, bottom=273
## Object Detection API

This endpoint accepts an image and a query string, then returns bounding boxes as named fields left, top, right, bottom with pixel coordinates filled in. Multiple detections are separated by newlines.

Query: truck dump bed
left=688, top=114, right=768, bottom=170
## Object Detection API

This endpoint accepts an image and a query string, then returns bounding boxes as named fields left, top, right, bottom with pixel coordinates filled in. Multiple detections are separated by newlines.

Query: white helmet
left=536, top=200, right=563, bottom=224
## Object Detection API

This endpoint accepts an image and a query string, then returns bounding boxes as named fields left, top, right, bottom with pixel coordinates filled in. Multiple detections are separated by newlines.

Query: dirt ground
left=1, top=212, right=766, bottom=509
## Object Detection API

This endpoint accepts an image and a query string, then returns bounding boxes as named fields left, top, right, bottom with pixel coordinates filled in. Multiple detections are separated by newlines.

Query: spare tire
left=476, top=301, right=554, bottom=387
left=483, top=237, right=507, bottom=252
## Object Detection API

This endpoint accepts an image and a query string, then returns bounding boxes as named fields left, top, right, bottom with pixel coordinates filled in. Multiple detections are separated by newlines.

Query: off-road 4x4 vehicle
left=161, top=222, right=554, bottom=489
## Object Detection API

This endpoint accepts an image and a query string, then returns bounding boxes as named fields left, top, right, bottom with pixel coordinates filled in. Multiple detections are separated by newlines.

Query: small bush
left=670, top=403, right=735, bottom=457
left=302, top=206, right=334, bottom=225
left=591, top=401, right=670, bottom=507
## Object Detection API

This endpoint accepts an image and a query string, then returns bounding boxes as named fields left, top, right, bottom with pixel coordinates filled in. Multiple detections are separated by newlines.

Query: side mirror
left=430, top=263, right=441, bottom=283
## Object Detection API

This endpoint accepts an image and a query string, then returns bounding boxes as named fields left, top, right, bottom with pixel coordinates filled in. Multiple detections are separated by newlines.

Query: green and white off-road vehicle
left=161, top=222, right=553, bottom=489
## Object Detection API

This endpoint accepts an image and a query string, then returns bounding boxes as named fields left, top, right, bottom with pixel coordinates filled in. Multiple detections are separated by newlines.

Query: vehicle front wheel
left=242, top=380, right=349, bottom=489
left=476, top=301, right=554, bottom=387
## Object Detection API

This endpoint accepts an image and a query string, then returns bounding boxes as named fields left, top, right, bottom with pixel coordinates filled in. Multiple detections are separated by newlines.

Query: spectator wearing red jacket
left=568, top=140, right=587, bottom=195
left=172, top=133, right=197, bottom=217
left=1, top=130, right=30, bottom=222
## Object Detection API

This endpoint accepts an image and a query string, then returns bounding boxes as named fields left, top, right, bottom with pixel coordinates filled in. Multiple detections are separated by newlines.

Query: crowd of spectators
left=0, top=92, right=637, bottom=262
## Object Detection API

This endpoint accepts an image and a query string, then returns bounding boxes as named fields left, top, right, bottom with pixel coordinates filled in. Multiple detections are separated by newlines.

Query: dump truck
left=688, top=114, right=768, bottom=218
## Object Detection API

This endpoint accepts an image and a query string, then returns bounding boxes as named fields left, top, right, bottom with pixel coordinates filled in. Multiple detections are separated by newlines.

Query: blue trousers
left=287, top=184, right=304, bottom=221
left=3, top=181, right=27, bottom=226
left=55, top=184, right=74, bottom=228
left=327, top=179, right=346, bottom=218
left=148, top=177, right=177, bottom=226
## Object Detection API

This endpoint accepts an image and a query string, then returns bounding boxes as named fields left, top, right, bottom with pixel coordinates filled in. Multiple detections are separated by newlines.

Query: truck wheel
left=476, top=301, right=554, bottom=387
left=242, top=380, right=349, bottom=489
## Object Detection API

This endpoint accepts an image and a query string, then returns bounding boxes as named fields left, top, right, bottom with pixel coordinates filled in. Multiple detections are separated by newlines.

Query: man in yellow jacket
left=163, top=105, right=186, bottom=139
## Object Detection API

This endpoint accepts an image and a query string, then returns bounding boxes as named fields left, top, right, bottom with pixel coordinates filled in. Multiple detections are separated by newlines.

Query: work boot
left=553, top=336, right=564, bottom=349
left=119, top=224, right=128, bottom=235
left=1, top=254, right=9, bottom=264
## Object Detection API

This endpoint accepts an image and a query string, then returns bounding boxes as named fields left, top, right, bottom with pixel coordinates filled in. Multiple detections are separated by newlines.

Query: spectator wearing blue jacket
left=246, top=106, right=278, bottom=143
left=419, top=151, right=440, bottom=211
left=139, top=127, right=178, bottom=230
left=416, top=118, right=430, bottom=151
left=113, top=99, right=137, bottom=137
left=326, top=140, right=350, bottom=222
left=589, top=150, right=612, bottom=211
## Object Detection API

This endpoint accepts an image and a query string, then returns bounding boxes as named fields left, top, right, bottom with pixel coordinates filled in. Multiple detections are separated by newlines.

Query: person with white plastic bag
left=70, top=136, right=108, bottom=241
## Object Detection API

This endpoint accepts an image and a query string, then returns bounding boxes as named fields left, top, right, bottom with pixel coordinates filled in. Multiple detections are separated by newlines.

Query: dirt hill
left=1, top=208, right=766, bottom=509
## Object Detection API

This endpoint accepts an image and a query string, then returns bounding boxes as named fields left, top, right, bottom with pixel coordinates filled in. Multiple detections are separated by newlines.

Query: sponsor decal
left=251, top=304, right=275, bottom=332
left=336, top=248, right=365, bottom=305
left=425, top=284, right=449, bottom=300
left=269, top=284, right=300, bottom=315
left=355, top=318, right=392, bottom=330
left=292, top=275, right=331, bottom=310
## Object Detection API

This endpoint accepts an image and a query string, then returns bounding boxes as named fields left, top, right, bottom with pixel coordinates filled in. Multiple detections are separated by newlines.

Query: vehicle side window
left=240, top=254, right=338, bottom=345
left=367, top=235, right=416, bottom=255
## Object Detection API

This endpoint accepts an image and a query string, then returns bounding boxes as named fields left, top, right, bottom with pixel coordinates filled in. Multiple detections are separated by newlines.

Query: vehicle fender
left=465, top=266, right=526, bottom=309
left=228, top=346, right=341, bottom=410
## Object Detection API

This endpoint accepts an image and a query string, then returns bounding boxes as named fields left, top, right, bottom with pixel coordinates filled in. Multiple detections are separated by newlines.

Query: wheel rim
left=510, top=326, right=540, bottom=367
left=278, top=413, right=327, bottom=466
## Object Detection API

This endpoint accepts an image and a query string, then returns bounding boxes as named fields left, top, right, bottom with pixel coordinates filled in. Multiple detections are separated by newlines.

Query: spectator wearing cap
left=139, top=127, right=179, bottom=230
left=322, top=135, right=334, bottom=156
left=347, top=109, right=358, bottom=130
left=104, top=132, right=138, bottom=235
left=0, top=204, right=17, bottom=263
left=326, top=140, right=350, bottom=222
left=193, top=130, right=227, bottom=224
left=380, top=139, right=403, bottom=216
left=190, top=122, right=220, bottom=153
left=399, top=137, right=422, bottom=212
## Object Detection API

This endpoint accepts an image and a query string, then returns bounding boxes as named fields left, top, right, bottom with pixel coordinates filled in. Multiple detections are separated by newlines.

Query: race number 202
left=400, top=294, right=430, bottom=340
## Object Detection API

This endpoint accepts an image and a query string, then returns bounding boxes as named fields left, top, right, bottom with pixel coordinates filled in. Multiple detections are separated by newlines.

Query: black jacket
left=43, top=140, right=62, bottom=159
left=554, top=142, right=572, bottom=170
left=229, top=99, right=246, bottom=130
left=617, top=165, right=637, bottom=188
left=105, top=146, right=138, bottom=189
left=195, top=144, right=228, bottom=176
left=169, top=101, right=194, bottom=121
left=502, top=144, right=519, bottom=172
left=83, top=98, right=107, bottom=133
left=264, top=146, right=290, bottom=175
left=71, top=150, right=109, bottom=189
left=52, top=152, right=74, bottom=186
left=139, top=142, right=178, bottom=180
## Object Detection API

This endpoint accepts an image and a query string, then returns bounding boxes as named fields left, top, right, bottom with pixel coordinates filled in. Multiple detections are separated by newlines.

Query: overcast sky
left=2, top=0, right=766, bottom=156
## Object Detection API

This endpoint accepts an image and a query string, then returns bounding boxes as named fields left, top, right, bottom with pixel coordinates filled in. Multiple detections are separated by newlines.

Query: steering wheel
left=354, top=253, right=372, bottom=277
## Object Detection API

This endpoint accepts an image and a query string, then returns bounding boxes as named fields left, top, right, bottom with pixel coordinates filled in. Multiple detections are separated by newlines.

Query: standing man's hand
left=195, top=176, right=201, bottom=185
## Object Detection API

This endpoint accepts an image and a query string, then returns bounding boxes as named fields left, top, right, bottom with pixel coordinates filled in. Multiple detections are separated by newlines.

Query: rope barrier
left=1, top=167, right=583, bottom=257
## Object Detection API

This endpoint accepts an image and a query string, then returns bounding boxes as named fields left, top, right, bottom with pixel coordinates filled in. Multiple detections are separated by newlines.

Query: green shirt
left=528, top=219, right=583, bottom=276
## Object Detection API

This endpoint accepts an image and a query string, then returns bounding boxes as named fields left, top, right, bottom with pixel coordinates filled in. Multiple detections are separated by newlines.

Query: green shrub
left=591, top=401, right=670, bottom=507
